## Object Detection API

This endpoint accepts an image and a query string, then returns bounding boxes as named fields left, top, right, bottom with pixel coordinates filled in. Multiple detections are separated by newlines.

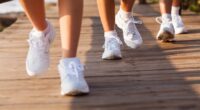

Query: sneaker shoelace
left=124, top=17, right=142, bottom=40
left=156, top=17, right=172, bottom=25
left=68, top=62, right=84, bottom=79
left=28, top=32, right=49, bottom=53
left=60, top=61, right=84, bottom=81
left=103, top=36, right=122, bottom=50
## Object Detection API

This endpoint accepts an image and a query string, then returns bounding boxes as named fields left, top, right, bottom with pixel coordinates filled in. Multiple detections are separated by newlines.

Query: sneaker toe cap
left=175, top=27, right=187, bottom=34
left=61, top=80, right=89, bottom=96
left=26, top=59, right=49, bottom=76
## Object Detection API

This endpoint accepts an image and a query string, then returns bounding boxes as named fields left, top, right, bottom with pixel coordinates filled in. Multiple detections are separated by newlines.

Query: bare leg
left=58, top=0, right=83, bottom=58
left=160, top=0, right=172, bottom=14
left=19, top=0, right=47, bottom=31
left=172, top=0, right=181, bottom=7
left=120, top=0, right=135, bottom=12
left=97, top=0, right=115, bottom=32
left=58, top=0, right=89, bottom=96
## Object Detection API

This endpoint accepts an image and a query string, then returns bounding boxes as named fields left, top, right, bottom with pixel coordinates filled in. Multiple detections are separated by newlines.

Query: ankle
left=104, top=30, right=117, bottom=38
left=171, top=6, right=180, bottom=16
left=59, top=57, right=81, bottom=67
left=34, top=21, right=49, bottom=34
left=118, top=7, right=132, bottom=21
left=61, top=48, right=77, bottom=58
left=60, top=57, right=79, bottom=62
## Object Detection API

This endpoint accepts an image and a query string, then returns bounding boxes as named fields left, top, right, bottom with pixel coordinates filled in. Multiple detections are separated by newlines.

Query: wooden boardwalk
left=1, top=1, right=200, bottom=110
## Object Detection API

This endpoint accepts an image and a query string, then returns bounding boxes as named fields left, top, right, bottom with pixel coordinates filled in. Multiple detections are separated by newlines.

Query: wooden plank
left=0, top=1, right=200, bottom=110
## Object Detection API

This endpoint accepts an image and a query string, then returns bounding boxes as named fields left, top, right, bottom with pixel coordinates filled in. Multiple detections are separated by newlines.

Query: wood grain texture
left=0, top=1, right=200, bottom=110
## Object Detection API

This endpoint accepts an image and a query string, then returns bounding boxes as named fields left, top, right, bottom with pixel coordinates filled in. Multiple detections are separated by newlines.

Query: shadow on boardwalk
left=69, top=3, right=200, bottom=110
left=0, top=1, right=200, bottom=110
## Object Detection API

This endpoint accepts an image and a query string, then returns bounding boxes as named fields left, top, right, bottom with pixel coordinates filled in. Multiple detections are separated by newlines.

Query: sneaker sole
left=157, top=31, right=175, bottom=42
left=124, top=39, right=142, bottom=49
left=102, top=52, right=122, bottom=60
left=175, top=29, right=188, bottom=35
left=26, top=66, right=44, bottom=76
left=26, top=22, right=55, bottom=76
left=61, top=90, right=89, bottom=96
left=102, top=55, right=122, bottom=60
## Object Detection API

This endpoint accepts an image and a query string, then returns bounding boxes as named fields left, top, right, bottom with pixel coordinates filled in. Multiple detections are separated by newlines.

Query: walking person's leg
left=97, top=0, right=115, bottom=32
left=172, top=0, right=181, bottom=7
left=97, top=0, right=122, bottom=60
left=171, top=0, right=187, bottom=34
left=97, top=0, right=143, bottom=60
left=156, top=0, right=175, bottom=42
left=160, top=0, right=172, bottom=14
left=58, top=0, right=89, bottom=96
left=19, top=0, right=56, bottom=76
left=120, top=0, right=135, bottom=12
left=20, top=0, right=46, bottom=31
left=20, top=0, right=89, bottom=96
left=116, top=0, right=143, bottom=48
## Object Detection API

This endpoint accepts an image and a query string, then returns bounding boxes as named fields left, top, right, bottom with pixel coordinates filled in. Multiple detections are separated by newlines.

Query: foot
left=172, top=15, right=187, bottom=34
left=156, top=17, right=175, bottom=42
left=26, top=21, right=55, bottom=76
left=102, top=35, right=122, bottom=60
left=58, top=58, right=89, bottom=96
left=115, top=12, right=143, bottom=48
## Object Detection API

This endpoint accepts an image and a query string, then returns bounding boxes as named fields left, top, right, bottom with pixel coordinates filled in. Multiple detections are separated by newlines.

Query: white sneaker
left=26, top=21, right=55, bottom=76
left=102, top=35, right=122, bottom=60
left=115, top=13, right=143, bottom=49
left=58, top=58, right=89, bottom=96
left=172, top=15, right=187, bottom=34
left=156, top=17, right=175, bottom=42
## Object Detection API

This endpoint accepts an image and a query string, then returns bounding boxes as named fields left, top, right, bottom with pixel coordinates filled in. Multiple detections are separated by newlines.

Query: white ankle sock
left=61, top=57, right=79, bottom=62
left=104, top=30, right=117, bottom=38
left=118, top=8, right=132, bottom=21
left=60, top=57, right=80, bottom=65
left=171, top=6, right=180, bottom=15
left=162, top=14, right=172, bottom=22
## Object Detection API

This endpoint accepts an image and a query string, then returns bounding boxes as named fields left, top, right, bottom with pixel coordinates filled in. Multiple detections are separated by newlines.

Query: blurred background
left=0, top=0, right=57, bottom=32
left=0, top=0, right=199, bottom=32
